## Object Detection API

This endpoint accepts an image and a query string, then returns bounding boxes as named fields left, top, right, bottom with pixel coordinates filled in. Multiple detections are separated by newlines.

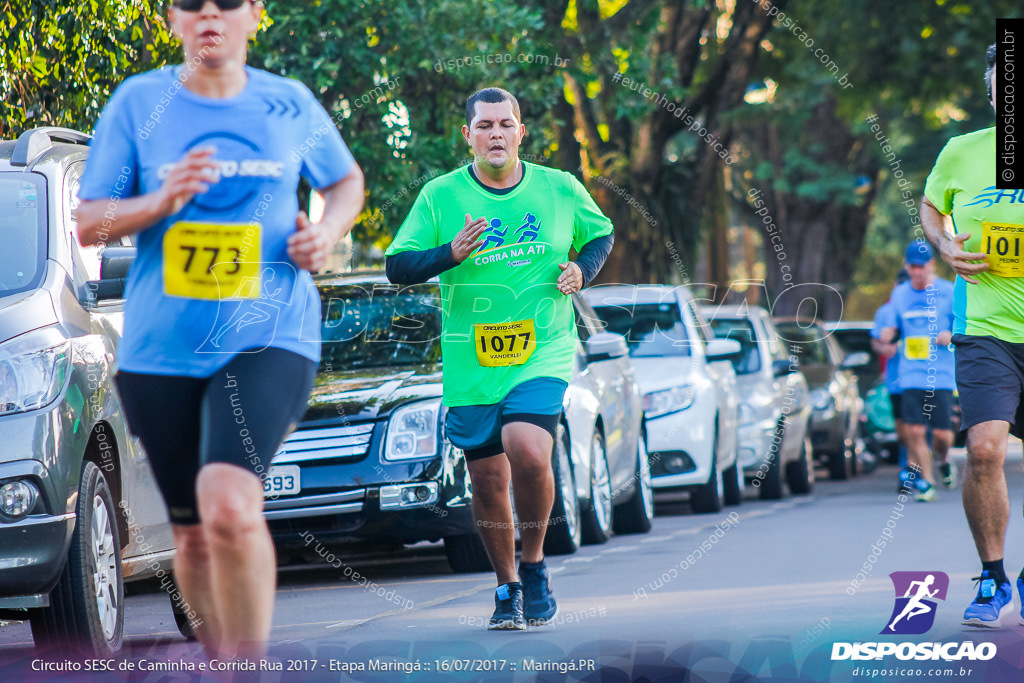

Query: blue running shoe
left=519, top=560, right=557, bottom=625
left=1017, top=576, right=1024, bottom=626
left=488, top=582, right=526, bottom=630
left=963, top=571, right=1013, bottom=628
left=897, top=468, right=916, bottom=493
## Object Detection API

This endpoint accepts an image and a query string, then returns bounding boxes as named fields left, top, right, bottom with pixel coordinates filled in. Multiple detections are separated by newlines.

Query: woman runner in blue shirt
left=76, top=0, right=364, bottom=660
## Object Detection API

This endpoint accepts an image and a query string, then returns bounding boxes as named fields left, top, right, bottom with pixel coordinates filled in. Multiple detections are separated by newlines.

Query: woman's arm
left=76, top=147, right=220, bottom=247
left=287, top=163, right=365, bottom=272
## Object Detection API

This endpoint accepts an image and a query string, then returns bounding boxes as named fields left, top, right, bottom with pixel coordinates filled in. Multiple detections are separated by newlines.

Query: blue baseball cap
left=905, top=241, right=933, bottom=266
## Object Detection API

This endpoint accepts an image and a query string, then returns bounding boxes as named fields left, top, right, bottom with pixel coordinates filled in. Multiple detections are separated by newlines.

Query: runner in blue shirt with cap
left=75, top=0, right=364, bottom=660
left=871, top=269, right=912, bottom=491
left=881, top=241, right=957, bottom=502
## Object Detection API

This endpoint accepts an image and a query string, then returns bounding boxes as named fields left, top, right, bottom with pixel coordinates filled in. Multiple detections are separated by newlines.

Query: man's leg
left=501, top=422, right=555, bottom=564
left=195, top=463, right=276, bottom=659
left=962, top=420, right=1011, bottom=562
left=465, top=455, right=517, bottom=585
left=170, top=524, right=223, bottom=654
left=905, top=423, right=932, bottom=485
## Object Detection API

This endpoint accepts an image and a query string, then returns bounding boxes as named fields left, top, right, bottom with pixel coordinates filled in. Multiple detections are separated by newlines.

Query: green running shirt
left=386, top=162, right=613, bottom=406
left=925, top=127, right=1024, bottom=343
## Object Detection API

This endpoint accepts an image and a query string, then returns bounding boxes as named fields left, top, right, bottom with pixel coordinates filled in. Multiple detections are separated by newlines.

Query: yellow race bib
left=163, top=222, right=261, bottom=300
left=982, top=221, right=1024, bottom=277
left=474, top=319, right=536, bottom=367
left=904, top=336, right=930, bottom=361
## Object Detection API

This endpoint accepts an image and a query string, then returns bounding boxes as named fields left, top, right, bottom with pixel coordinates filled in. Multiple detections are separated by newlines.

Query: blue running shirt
left=871, top=301, right=901, bottom=395
left=888, top=278, right=956, bottom=391
left=79, top=66, right=355, bottom=376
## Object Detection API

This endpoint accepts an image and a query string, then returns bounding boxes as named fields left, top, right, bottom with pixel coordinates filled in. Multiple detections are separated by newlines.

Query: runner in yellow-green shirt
left=386, top=87, right=614, bottom=630
left=921, top=43, right=1024, bottom=628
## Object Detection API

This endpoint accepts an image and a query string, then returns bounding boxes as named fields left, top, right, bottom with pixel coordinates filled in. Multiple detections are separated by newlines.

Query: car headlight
left=384, top=399, right=441, bottom=461
left=0, top=480, right=39, bottom=519
left=643, top=385, right=695, bottom=418
left=739, top=402, right=755, bottom=425
left=0, top=327, right=72, bottom=417
left=810, top=388, right=834, bottom=411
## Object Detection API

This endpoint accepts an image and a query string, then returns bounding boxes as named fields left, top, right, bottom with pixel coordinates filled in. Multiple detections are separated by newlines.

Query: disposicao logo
left=882, top=571, right=948, bottom=635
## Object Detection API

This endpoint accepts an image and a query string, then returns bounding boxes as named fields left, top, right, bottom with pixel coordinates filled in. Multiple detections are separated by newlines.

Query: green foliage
left=1, top=0, right=177, bottom=137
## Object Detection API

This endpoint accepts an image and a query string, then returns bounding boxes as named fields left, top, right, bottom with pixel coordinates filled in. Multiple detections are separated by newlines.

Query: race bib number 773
left=163, top=221, right=261, bottom=299
left=474, top=319, right=536, bottom=367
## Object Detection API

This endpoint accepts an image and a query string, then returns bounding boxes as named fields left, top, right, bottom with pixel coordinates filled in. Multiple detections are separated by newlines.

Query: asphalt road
left=5, top=445, right=1024, bottom=682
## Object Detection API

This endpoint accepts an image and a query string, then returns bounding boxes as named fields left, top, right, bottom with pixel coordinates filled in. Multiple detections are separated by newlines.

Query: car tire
left=827, top=448, right=850, bottom=480
left=691, top=430, right=724, bottom=514
left=613, top=430, right=654, bottom=535
left=723, top=454, right=744, bottom=507
left=759, top=421, right=785, bottom=500
left=29, top=461, right=124, bottom=656
left=786, top=439, right=814, bottom=495
left=444, top=534, right=493, bottom=573
left=544, top=422, right=582, bottom=555
left=581, top=429, right=613, bottom=545
left=170, top=592, right=198, bottom=642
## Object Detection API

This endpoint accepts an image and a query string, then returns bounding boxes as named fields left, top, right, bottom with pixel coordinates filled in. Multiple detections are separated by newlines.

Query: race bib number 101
left=982, top=221, right=1024, bottom=278
left=474, top=319, right=536, bottom=367
left=163, top=222, right=261, bottom=299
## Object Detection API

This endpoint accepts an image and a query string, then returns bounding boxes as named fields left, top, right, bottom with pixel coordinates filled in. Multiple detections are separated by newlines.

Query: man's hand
left=936, top=330, right=953, bottom=347
left=938, top=232, right=988, bottom=285
left=451, top=214, right=489, bottom=263
left=879, top=326, right=896, bottom=344
left=877, top=342, right=897, bottom=359
left=557, top=261, right=583, bottom=295
left=155, top=146, right=220, bottom=217
left=287, top=211, right=333, bottom=272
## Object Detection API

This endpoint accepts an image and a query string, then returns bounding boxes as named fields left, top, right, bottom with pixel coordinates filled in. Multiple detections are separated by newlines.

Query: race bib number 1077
left=982, top=221, right=1024, bottom=278
left=474, top=319, right=536, bottom=367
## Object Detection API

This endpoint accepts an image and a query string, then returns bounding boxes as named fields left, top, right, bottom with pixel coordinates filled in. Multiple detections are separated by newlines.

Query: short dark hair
left=985, top=43, right=997, bottom=100
left=465, top=88, right=522, bottom=127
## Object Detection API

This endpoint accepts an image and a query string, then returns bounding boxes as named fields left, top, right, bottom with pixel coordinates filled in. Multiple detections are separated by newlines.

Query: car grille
left=271, top=423, right=375, bottom=464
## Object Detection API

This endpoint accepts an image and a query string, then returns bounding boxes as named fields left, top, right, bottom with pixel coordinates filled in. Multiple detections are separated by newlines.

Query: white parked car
left=583, top=285, right=742, bottom=513
left=702, top=305, right=814, bottom=499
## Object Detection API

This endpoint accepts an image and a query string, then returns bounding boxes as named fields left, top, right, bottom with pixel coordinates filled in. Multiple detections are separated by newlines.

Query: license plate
left=263, top=465, right=300, bottom=497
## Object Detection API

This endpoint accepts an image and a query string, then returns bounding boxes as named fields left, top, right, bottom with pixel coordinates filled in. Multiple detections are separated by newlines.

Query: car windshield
left=317, top=282, right=442, bottom=371
left=776, top=323, right=831, bottom=365
left=0, top=175, right=45, bottom=298
left=708, top=318, right=761, bottom=374
left=831, top=328, right=872, bottom=356
left=590, top=303, right=692, bottom=357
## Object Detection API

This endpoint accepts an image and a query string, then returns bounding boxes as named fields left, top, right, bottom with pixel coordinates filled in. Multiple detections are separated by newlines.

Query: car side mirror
left=86, top=246, right=136, bottom=302
left=773, top=358, right=799, bottom=377
left=585, top=332, right=629, bottom=363
left=841, top=351, right=871, bottom=369
left=706, top=338, right=742, bottom=363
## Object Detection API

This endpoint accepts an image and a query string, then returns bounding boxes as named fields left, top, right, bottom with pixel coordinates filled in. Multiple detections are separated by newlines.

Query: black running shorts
left=953, top=334, right=1024, bottom=438
left=115, top=347, right=315, bottom=525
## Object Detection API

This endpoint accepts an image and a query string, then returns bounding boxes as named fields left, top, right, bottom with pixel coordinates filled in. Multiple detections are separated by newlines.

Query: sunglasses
left=173, top=0, right=254, bottom=11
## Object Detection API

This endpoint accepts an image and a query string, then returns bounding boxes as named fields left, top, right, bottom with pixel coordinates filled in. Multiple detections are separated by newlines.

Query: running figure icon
left=887, top=574, right=939, bottom=632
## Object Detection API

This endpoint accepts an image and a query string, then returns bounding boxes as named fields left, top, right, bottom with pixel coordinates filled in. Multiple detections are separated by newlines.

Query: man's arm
left=385, top=214, right=488, bottom=285
left=920, top=196, right=988, bottom=284
left=574, top=233, right=614, bottom=287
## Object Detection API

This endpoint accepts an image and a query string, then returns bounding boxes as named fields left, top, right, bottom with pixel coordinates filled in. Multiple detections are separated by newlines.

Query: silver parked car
left=583, top=285, right=743, bottom=513
left=0, top=128, right=174, bottom=655
left=702, top=305, right=813, bottom=499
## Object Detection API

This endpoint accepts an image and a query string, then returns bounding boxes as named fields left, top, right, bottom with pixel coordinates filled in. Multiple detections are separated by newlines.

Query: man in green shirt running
left=921, top=44, right=1024, bottom=628
left=385, top=87, right=614, bottom=629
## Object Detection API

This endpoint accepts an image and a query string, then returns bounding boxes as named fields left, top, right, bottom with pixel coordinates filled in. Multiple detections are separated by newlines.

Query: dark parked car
left=824, top=321, right=880, bottom=397
left=0, top=128, right=174, bottom=655
left=774, top=319, right=867, bottom=480
left=264, top=273, right=651, bottom=572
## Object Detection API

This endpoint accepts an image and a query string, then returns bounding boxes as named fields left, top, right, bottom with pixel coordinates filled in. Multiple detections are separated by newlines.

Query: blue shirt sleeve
left=78, top=82, right=140, bottom=201
left=297, top=86, right=356, bottom=190
left=575, top=233, right=614, bottom=286
left=871, top=303, right=895, bottom=339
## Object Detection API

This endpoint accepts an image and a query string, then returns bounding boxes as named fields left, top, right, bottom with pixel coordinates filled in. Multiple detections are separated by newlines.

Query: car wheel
left=691, top=430, right=724, bottom=514
left=544, top=422, right=582, bottom=555
left=170, top=592, right=198, bottom=642
left=444, top=534, right=493, bottom=573
left=581, top=429, right=613, bottom=545
left=786, top=438, right=814, bottom=495
left=827, top=448, right=850, bottom=480
left=29, top=461, right=124, bottom=656
left=759, top=421, right=785, bottom=500
left=613, top=430, right=654, bottom=534
left=723, top=453, right=744, bottom=507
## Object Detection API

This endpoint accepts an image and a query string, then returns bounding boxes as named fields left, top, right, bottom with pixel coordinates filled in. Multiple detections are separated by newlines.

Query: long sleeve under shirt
left=386, top=162, right=614, bottom=285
